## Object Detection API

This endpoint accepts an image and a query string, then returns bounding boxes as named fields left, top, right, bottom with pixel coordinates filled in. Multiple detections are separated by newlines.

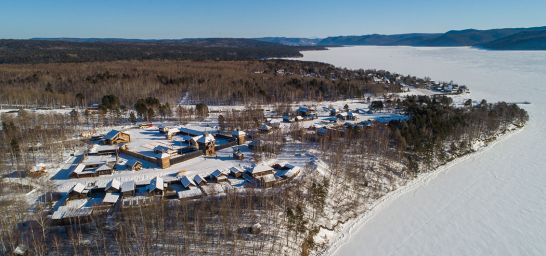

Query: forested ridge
left=0, top=38, right=322, bottom=64
left=0, top=60, right=405, bottom=106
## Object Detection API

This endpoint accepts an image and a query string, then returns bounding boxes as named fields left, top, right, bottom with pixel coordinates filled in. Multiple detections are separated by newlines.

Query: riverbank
left=317, top=123, right=525, bottom=255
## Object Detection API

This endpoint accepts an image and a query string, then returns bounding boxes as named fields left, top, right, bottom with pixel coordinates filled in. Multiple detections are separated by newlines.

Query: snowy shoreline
left=318, top=125, right=524, bottom=256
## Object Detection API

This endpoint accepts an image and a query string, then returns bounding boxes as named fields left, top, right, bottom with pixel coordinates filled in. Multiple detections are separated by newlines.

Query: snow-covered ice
left=296, top=46, right=546, bottom=255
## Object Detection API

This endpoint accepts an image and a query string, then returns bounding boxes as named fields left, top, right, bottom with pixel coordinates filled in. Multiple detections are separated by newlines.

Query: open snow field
left=296, top=46, right=546, bottom=255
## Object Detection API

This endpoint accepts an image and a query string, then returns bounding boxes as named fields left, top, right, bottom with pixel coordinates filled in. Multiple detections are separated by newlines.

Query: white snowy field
left=296, top=46, right=546, bottom=255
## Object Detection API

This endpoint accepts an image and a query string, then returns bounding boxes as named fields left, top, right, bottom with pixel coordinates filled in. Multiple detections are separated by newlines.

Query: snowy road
left=296, top=46, right=546, bottom=255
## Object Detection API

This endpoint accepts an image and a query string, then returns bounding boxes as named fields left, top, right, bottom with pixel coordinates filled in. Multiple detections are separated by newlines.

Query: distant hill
left=0, top=38, right=322, bottom=64
left=316, top=26, right=546, bottom=50
left=254, top=37, right=321, bottom=46
left=478, top=30, right=546, bottom=50
left=318, top=33, right=440, bottom=46
left=421, top=27, right=546, bottom=46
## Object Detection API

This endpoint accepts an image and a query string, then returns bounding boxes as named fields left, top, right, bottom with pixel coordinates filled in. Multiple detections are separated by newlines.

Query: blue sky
left=1, top=0, right=546, bottom=39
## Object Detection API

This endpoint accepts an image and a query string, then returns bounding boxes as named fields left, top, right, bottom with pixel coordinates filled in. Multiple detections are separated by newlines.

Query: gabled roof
left=106, top=179, right=121, bottom=191
left=210, top=169, right=226, bottom=178
left=250, top=164, right=273, bottom=175
left=179, top=175, right=196, bottom=188
left=126, top=159, right=142, bottom=168
left=70, top=183, right=86, bottom=194
left=197, top=133, right=215, bottom=143
left=148, top=177, right=164, bottom=191
left=104, top=130, right=121, bottom=140
left=193, top=174, right=207, bottom=185
left=229, top=166, right=244, bottom=175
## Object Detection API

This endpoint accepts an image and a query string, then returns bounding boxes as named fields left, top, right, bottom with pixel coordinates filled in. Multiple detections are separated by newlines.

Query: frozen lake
left=296, top=46, right=546, bottom=255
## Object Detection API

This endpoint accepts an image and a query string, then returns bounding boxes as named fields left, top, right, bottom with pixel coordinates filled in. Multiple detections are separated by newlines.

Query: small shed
left=105, top=179, right=121, bottom=193
left=229, top=166, right=245, bottom=178
left=68, top=183, right=87, bottom=200
left=148, top=177, right=164, bottom=196
left=126, top=159, right=143, bottom=171
left=179, top=175, right=196, bottom=189
left=121, top=180, right=136, bottom=196
left=209, top=169, right=228, bottom=182
left=193, top=174, right=207, bottom=186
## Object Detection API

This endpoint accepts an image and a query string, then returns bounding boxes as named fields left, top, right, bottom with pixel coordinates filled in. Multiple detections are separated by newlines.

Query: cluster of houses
left=428, top=81, right=469, bottom=94
left=54, top=162, right=301, bottom=224
left=283, top=105, right=318, bottom=123
left=69, top=125, right=248, bottom=178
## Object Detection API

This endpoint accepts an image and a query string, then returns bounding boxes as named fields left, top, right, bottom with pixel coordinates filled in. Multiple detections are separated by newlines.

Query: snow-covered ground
left=296, top=46, right=546, bottom=255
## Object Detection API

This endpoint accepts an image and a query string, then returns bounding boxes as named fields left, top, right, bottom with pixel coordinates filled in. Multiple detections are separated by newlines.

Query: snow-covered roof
left=193, top=174, right=207, bottom=185
left=158, top=153, right=171, bottom=159
left=210, top=169, right=226, bottom=178
left=179, top=175, right=196, bottom=188
left=82, top=155, right=116, bottom=166
left=121, top=180, right=135, bottom=193
left=178, top=127, right=203, bottom=136
left=103, top=130, right=121, bottom=140
left=167, top=128, right=179, bottom=134
left=261, top=174, right=277, bottom=183
left=250, top=164, right=273, bottom=175
left=126, top=159, right=141, bottom=168
left=52, top=206, right=93, bottom=220
left=197, top=133, right=215, bottom=143
left=70, top=183, right=86, bottom=194
left=148, top=177, right=164, bottom=191
left=96, top=164, right=112, bottom=172
left=177, top=187, right=203, bottom=199
left=102, top=193, right=120, bottom=204
left=229, top=166, right=244, bottom=175
left=201, top=183, right=225, bottom=196
left=106, top=179, right=121, bottom=191
left=89, top=144, right=118, bottom=154
left=154, top=145, right=172, bottom=153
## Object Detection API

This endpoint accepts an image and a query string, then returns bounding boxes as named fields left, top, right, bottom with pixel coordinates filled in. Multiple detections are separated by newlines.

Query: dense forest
left=0, top=39, right=322, bottom=64
left=0, top=60, right=402, bottom=106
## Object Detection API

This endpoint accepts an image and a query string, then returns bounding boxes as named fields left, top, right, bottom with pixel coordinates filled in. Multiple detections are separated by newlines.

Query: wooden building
left=208, top=169, right=228, bottom=183
left=126, top=159, right=143, bottom=171
left=68, top=183, right=88, bottom=200
left=197, top=133, right=216, bottom=156
left=121, top=180, right=136, bottom=197
left=232, top=129, right=246, bottom=145
left=148, top=177, right=164, bottom=196
left=105, top=179, right=121, bottom=193
left=248, top=164, right=277, bottom=188
left=103, top=130, right=130, bottom=145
